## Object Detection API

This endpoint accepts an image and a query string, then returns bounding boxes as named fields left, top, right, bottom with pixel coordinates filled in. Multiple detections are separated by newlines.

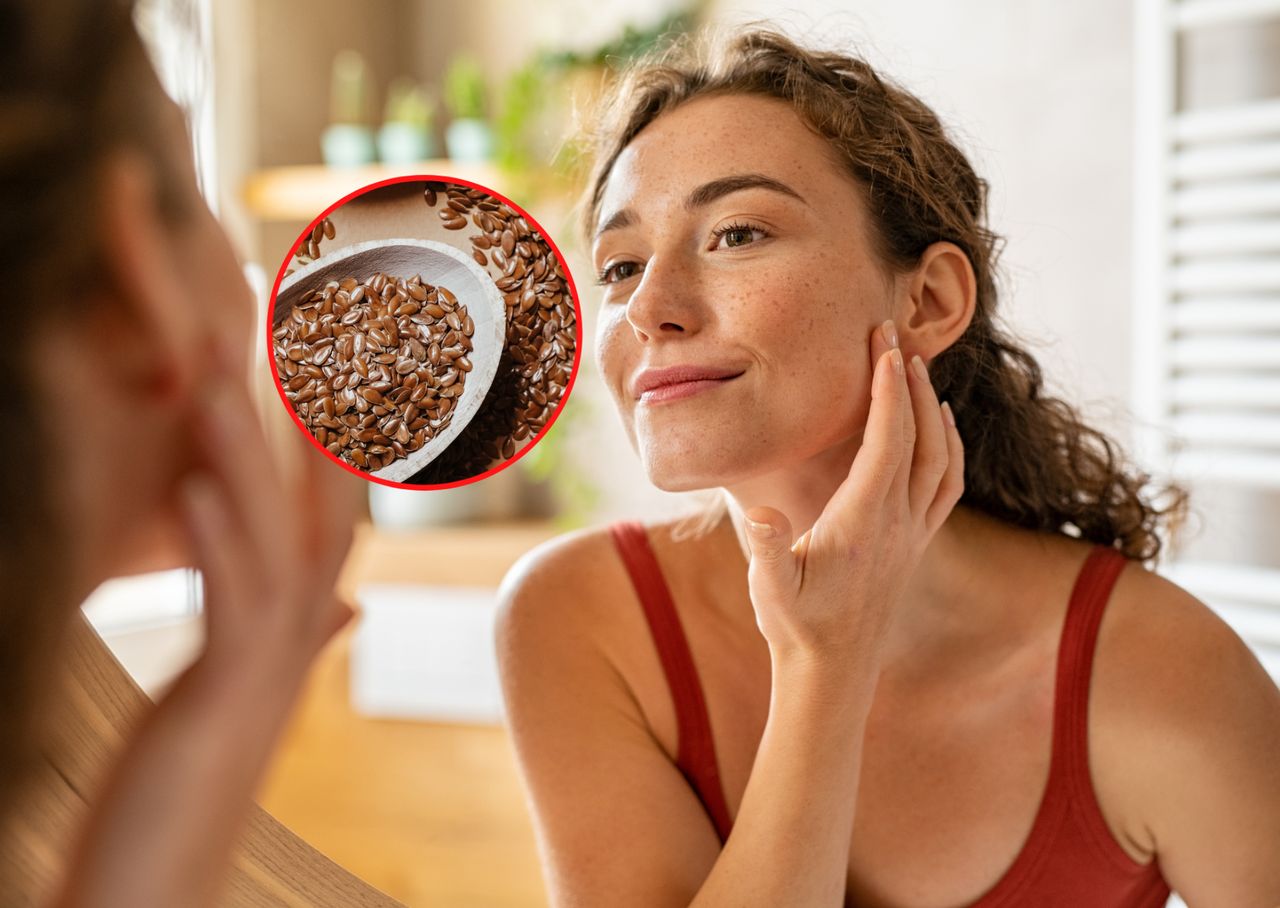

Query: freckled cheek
left=728, top=269, right=835, bottom=367
left=594, top=310, right=633, bottom=404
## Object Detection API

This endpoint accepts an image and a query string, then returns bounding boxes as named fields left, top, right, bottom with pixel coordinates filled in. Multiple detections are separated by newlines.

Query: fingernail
left=890, top=348, right=905, bottom=376
left=881, top=319, right=899, bottom=349
left=941, top=401, right=956, bottom=427
left=746, top=518, right=775, bottom=537
left=910, top=354, right=929, bottom=382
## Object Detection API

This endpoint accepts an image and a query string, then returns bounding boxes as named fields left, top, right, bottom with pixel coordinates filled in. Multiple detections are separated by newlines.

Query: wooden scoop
left=273, top=238, right=505, bottom=484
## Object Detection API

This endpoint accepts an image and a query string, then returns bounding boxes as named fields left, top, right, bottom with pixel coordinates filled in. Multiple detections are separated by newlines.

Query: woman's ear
left=89, top=149, right=208, bottom=404
left=899, top=241, right=977, bottom=359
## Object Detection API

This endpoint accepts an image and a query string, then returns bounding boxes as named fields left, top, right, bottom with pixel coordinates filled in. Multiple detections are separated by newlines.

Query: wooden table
left=256, top=519, right=560, bottom=907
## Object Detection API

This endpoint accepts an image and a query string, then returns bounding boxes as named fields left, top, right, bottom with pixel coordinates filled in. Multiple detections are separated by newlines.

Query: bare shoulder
left=1097, top=556, right=1278, bottom=730
left=495, top=518, right=694, bottom=673
left=496, top=516, right=700, bottom=631
left=1091, top=552, right=1280, bottom=882
left=496, top=524, right=627, bottom=654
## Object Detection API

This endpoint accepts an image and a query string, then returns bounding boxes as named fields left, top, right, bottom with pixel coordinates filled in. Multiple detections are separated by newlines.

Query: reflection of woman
left=1, top=3, right=365, bottom=904
left=498, top=28, right=1280, bottom=907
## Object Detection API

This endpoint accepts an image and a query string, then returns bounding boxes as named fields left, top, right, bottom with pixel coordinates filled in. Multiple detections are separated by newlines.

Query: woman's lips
left=632, top=363, right=747, bottom=404
left=638, top=373, right=742, bottom=404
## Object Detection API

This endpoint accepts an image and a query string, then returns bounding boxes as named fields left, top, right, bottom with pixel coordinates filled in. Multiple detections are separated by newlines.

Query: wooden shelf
left=244, top=160, right=505, bottom=221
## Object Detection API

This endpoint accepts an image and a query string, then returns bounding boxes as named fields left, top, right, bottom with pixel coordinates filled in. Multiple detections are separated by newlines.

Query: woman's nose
left=624, top=255, right=704, bottom=342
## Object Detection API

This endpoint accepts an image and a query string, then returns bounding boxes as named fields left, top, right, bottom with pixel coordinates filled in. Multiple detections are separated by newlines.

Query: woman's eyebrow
left=594, top=172, right=808, bottom=240
left=685, top=173, right=807, bottom=210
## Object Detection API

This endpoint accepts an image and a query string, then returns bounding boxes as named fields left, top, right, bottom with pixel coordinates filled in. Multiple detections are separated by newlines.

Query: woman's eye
left=597, top=261, right=642, bottom=285
left=713, top=223, right=767, bottom=249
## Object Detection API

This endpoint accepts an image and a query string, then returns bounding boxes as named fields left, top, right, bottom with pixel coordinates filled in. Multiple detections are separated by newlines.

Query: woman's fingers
left=827, top=329, right=907, bottom=522
left=822, top=320, right=965, bottom=551
left=197, top=373, right=287, bottom=584
left=180, top=472, right=248, bottom=619
left=885, top=344, right=917, bottom=508
left=282, top=390, right=358, bottom=556
left=903, top=353, right=950, bottom=522
left=925, top=403, right=965, bottom=534
left=261, top=381, right=361, bottom=647
left=284, top=406, right=326, bottom=560
left=744, top=505, right=802, bottom=608
left=299, top=439, right=362, bottom=593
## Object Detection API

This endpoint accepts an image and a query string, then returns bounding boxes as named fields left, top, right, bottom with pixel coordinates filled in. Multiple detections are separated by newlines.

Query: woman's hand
left=180, top=338, right=361, bottom=694
left=49, top=341, right=364, bottom=908
left=743, top=319, right=964, bottom=666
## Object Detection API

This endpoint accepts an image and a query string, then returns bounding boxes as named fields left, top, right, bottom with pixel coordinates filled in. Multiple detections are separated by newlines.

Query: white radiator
left=1133, top=0, right=1280, bottom=689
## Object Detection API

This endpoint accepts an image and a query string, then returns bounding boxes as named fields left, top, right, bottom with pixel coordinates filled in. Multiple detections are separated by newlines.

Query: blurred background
left=81, top=1, right=1280, bottom=905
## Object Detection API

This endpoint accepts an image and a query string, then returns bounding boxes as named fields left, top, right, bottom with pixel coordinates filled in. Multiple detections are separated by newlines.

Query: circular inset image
left=268, top=177, right=581, bottom=488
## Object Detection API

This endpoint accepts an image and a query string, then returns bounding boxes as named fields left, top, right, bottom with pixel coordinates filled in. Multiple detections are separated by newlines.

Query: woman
left=0, top=2, right=371, bottom=904
left=496, top=27, right=1280, bottom=908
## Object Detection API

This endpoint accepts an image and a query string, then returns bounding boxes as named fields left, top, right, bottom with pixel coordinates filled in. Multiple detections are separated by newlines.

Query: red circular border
left=266, top=174, right=584, bottom=491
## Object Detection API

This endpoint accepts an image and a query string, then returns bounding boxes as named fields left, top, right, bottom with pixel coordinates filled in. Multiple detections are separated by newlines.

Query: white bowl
left=273, top=238, right=505, bottom=483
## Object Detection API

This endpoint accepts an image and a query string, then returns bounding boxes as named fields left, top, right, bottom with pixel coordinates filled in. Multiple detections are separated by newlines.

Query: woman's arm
left=704, top=659, right=874, bottom=906
left=499, top=323, right=964, bottom=907
left=48, top=351, right=360, bottom=908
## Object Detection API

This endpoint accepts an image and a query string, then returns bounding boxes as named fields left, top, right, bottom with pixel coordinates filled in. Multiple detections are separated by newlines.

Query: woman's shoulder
left=1098, top=549, right=1270, bottom=725
left=495, top=517, right=693, bottom=661
left=1091, top=545, right=1280, bottom=860
left=1016, top=530, right=1253, bottom=690
left=975, top=524, right=1269, bottom=761
left=493, top=517, right=712, bottom=759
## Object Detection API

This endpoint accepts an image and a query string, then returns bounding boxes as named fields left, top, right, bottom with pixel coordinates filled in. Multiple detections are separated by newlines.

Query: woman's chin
left=647, top=471, right=716, bottom=493
left=634, top=415, right=811, bottom=492
left=641, top=453, right=755, bottom=493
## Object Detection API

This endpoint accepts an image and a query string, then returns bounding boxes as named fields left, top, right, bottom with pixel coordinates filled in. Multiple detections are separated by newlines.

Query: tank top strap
left=973, top=544, right=1165, bottom=908
left=1049, top=543, right=1136, bottom=866
left=607, top=520, right=735, bottom=842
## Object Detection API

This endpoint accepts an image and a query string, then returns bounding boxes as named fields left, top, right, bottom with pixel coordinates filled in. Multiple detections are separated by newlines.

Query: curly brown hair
left=579, top=25, right=1189, bottom=565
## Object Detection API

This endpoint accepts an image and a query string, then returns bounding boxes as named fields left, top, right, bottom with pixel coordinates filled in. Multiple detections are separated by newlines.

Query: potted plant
left=321, top=49, right=376, bottom=166
left=378, top=77, right=437, bottom=165
left=443, top=54, right=494, bottom=162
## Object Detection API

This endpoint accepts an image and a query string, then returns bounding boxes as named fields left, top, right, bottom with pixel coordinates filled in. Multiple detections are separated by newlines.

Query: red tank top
left=607, top=520, right=1174, bottom=908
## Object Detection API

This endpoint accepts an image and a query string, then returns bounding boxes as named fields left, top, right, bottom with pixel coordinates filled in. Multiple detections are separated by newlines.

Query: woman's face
left=592, top=92, right=897, bottom=491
